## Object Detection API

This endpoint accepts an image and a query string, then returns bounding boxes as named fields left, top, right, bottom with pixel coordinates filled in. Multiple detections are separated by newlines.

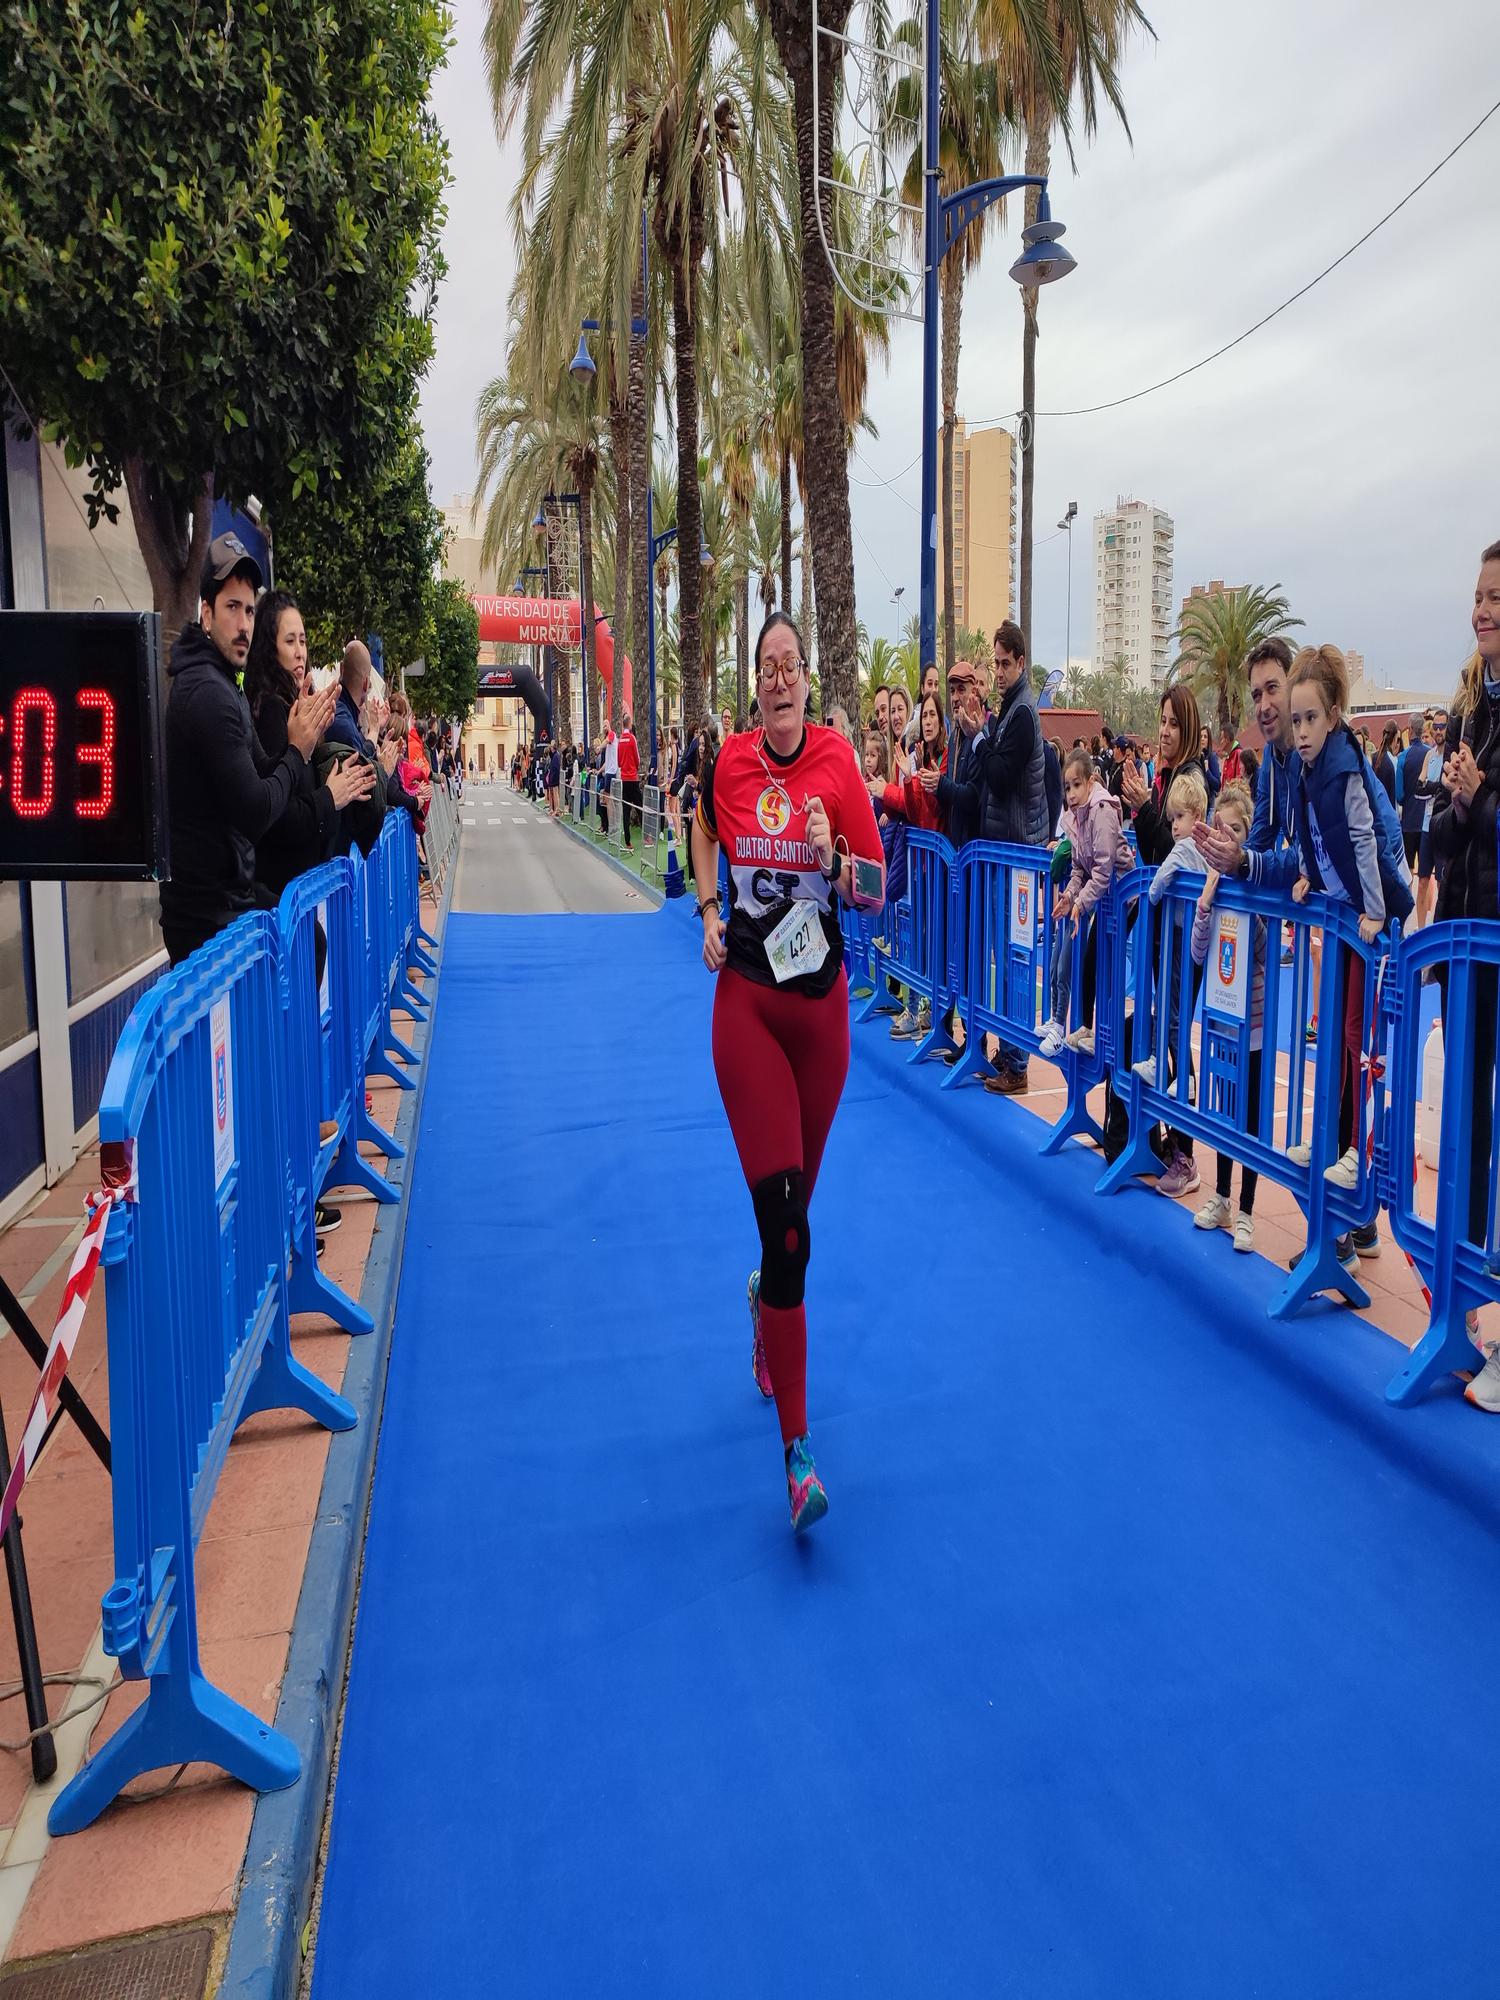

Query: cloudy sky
left=421, top=0, right=1499, bottom=696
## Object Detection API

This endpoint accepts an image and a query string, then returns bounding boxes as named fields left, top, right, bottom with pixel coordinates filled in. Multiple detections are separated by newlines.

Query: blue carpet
left=312, top=909, right=1499, bottom=2000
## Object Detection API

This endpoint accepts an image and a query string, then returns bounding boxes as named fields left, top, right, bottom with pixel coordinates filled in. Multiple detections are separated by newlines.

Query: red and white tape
left=0, top=1146, right=135, bottom=1542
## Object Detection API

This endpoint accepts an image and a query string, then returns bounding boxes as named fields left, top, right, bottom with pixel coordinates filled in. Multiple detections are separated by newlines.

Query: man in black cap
left=158, top=532, right=335, bottom=964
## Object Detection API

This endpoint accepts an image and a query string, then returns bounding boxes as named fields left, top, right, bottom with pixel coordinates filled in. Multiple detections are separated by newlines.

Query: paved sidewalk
left=0, top=928, right=441, bottom=1993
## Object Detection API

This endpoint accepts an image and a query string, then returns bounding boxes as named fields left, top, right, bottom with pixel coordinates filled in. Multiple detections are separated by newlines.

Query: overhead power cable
left=971, top=94, right=1500, bottom=424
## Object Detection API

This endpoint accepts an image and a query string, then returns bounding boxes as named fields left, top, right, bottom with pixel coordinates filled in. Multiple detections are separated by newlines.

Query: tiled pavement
left=0, top=991, right=429, bottom=1984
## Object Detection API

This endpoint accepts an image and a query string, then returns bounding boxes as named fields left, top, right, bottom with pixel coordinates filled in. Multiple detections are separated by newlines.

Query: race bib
left=764, top=900, right=830, bottom=984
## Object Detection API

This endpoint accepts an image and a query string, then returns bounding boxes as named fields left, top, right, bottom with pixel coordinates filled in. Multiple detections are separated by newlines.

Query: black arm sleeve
left=198, top=679, right=300, bottom=844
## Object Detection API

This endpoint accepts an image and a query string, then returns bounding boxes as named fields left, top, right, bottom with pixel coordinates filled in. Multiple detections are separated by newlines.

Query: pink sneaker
left=786, top=1435, right=828, bottom=1533
left=1156, top=1150, right=1200, bottom=1199
left=749, top=1270, right=773, bottom=1399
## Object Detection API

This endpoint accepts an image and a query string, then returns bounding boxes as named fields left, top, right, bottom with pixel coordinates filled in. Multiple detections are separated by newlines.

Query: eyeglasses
left=757, top=658, right=805, bottom=688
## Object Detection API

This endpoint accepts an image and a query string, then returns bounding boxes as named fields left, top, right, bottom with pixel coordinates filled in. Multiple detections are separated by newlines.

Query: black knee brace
left=752, top=1169, right=811, bottom=1309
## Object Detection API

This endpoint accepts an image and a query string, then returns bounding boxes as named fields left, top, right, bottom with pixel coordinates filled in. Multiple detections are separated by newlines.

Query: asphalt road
left=451, top=783, right=650, bottom=915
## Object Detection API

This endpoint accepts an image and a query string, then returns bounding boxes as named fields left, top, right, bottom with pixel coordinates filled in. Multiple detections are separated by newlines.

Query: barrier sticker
left=211, top=994, right=236, bottom=1188
left=317, top=900, right=331, bottom=1018
left=1207, top=909, right=1249, bottom=1021
left=1011, top=871, right=1035, bottom=952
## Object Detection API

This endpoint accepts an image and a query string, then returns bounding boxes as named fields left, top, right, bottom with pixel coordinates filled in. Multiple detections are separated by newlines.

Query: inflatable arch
left=470, top=595, right=633, bottom=739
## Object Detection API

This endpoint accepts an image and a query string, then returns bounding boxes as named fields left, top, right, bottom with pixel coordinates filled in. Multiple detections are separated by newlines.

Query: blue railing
left=48, top=812, right=433, bottom=1834
left=848, top=840, right=1500, bottom=1404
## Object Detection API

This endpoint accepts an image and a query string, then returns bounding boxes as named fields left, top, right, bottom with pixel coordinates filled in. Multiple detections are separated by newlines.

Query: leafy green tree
left=0, top=0, right=449, bottom=640
left=428, top=576, right=481, bottom=723
left=274, top=423, right=445, bottom=677
left=1168, top=585, right=1303, bottom=743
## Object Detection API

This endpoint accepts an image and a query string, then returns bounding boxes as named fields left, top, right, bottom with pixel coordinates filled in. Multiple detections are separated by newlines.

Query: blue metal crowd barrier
left=877, top=832, right=961, bottom=1064
left=1380, top=922, right=1500, bottom=1405
left=48, top=915, right=358, bottom=1835
left=360, top=817, right=420, bottom=1092
left=279, top=862, right=398, bottom=1338
left=944, top=841, right=1055, bottom=1092
left=1093, top=870, right=1391, bottom=1317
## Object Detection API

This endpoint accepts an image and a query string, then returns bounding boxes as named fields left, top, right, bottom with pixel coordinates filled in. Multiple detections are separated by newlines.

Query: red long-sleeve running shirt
left=697, top=726, right=883, bottom=998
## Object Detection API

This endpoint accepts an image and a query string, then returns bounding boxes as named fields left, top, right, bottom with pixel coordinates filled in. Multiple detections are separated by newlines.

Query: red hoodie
left=881, top=748, right=949, bottom=833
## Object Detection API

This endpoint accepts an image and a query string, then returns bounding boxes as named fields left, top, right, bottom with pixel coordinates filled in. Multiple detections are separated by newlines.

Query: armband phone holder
left=851, top=855, right=884, bottom=908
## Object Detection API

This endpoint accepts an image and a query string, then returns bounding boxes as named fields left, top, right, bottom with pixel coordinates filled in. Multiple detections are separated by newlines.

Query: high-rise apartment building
left=1093, top=497, right=1175, bottom=688
left=935, top=419, right=1017, bottom=645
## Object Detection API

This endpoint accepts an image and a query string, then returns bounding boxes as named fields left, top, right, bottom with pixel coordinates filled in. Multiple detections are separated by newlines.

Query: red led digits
left=10, top=688, right=58, bottom=818
left=75, top=687, right=116, bottom=819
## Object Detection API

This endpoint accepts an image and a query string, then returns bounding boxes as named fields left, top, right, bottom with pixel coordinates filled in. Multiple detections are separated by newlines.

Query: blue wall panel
left=0, top=1054, right=44, bottom=1204
left=70, top=966, right=163, bottom=1133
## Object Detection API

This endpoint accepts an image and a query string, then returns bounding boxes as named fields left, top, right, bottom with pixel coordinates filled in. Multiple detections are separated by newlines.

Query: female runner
left=691, top=612, right=885, bottom=1531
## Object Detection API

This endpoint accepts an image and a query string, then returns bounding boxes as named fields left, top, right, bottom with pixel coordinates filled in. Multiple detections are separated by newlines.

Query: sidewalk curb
left=218, top=847, right=456, bottom=2000
left=551, top=807, right=667, bottom=906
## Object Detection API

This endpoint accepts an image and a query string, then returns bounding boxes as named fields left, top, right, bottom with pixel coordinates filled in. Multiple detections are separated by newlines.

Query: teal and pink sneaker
left=749, top=1269, right=773, bottom=1400
left=785, top=1435, right=828, bottom=1533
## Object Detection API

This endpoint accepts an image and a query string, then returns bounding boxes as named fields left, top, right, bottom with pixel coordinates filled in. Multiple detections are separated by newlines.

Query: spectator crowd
left=157, top=531, right=464, bottom=1248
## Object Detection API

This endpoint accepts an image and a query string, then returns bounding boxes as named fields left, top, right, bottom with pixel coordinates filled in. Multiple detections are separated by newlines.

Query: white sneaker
left=1038, top=1019, right=1065, bottom=1058
left=1286, top=1140, right=1313, bottom=1168
left=1324, top=1146, right=1360, bottom=1189
left=1132, top=1054, right=1158, bottom=1088
left=1194, top=1193, right=1231, bottom=1232
left=889, top=1008, right=919, bottom=1039
left=1062, top=1024, right=1095, bottom=1053
left=1463, top=1345, right=1500, bottom=1413
left=1232, top=1213, right=1255, bottom=1253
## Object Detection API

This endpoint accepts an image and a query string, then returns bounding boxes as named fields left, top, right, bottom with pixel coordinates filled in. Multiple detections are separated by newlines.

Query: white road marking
left=513, top=817, right=527, bottom=825
left=487, top=817, right=503, bottom=826
left=461, top=817, right=475, bottom=827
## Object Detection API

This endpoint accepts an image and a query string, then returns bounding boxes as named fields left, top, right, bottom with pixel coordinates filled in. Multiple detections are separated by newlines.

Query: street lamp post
left=891, top=583, right=905, bottom=643
left=917, top=0, right=1076, bottom=672
left=645, top=493, right=677, bottom=778
left=1057, top=499, right=1078, bottom=675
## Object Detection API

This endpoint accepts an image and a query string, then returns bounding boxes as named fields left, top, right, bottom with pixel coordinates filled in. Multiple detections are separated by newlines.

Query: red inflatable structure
left=471, top=594, right=631, bottom=721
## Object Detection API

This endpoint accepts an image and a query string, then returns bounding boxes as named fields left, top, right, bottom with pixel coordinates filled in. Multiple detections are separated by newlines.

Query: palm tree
left=474, top=361, right=612, bottom=746
left=891, top=1, right=1012, bottom=678
left=749, top=474, right=781, bottom=616
left=982, top=0, right=1152, bottom=648
left=1168, top=586, right=1303, bottom=744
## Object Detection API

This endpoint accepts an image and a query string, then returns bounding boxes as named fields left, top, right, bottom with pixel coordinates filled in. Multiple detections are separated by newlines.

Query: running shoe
left=1062, top=1024, right=1096, bottom=1055
left=889, top=1007, right=920, bottom=1039
left=1194, top=1193, right=1231, bottom=1232
left=1232, top=1213, right=1255, bottom=1253
left=785, top=1434, right=828, bottom=1533
left=1352, top=1220, right=1381, bottom=1259
left=748, top=1269, right=773, bottom=1400
left=1038, top=1018, right=1066, bottom=1058
left=1324, top=1147, right=1361, bottom=1189
left=1286, top=1140, right=1313, bottom=1168
left=1132, top=1054, right=1158, bottom=1088
left=1463, top=1345, right=1500, bottom=1413
left=316, top=1201, right=342, bottom=1234
left=1156, top=1151, right=1199, bottom=1199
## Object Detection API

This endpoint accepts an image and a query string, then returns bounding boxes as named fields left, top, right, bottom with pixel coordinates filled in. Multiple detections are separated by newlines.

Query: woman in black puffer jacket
left=1431, top=541, right=1500, bottom=1395
left=244, top=591, right=374, bottom=901
left=1115, top=682, right=1208, bottom=1179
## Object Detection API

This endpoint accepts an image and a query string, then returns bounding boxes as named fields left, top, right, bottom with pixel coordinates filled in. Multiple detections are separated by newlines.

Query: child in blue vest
left=1286, top=645, right=1413, bottom=1193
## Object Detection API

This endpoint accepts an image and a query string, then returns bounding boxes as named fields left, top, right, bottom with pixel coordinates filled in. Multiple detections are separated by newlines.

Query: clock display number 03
left=0, top=612, right=168, bottom=881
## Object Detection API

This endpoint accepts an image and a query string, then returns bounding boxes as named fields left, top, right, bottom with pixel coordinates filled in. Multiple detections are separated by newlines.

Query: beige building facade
left=935, top=420, right=1016, bottom=644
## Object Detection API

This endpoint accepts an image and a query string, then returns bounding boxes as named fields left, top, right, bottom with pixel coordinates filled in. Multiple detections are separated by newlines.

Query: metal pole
left=646, top=484, right=658, bottom=780
left=1065, top=525, right=1073, bottom=669
left=917, top=0, right=941, bottom=673
left=641, top=206, right=657, bottom=782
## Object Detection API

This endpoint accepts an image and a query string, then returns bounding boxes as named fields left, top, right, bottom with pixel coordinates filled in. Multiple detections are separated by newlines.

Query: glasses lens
left=759, top=659, right=801, bottom=687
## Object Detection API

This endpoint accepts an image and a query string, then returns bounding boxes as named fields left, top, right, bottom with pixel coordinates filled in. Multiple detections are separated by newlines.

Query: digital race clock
left=0, top=612, right=169, bottom=882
